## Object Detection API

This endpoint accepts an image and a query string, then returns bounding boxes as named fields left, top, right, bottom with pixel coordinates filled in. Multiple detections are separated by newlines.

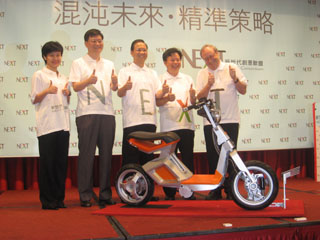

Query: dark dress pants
left=121, top=124, right=156, bottom=166
left=204, top=123, right=239, bottom=193
left=38, top=130, right=69, bottom=206
left=76, top=114, right=115, bottom=202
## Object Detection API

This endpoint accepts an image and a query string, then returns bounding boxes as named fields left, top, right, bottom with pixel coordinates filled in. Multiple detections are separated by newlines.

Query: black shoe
left=99, top=199, right=116, bottom=207
left=165, top=196, right=175, bottom=200
left=56, top=201, right=67, bottom=208
left=42, top=203, right=58, bottom=210
left=80, top=201, right=92, bottom=207
left=226, top=193, right=233, bottom=200
left=150, top=196, right=159, bottom=201
left=205, top=190, right=222, bottom=200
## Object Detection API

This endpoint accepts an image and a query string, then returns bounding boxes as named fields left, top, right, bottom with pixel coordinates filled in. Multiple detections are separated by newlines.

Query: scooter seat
left=127, top=131, right=180, bottom=144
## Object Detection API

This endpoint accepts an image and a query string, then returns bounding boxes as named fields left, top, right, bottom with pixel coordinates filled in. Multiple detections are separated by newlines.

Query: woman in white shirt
left=31, top=41, right=71, bottom=210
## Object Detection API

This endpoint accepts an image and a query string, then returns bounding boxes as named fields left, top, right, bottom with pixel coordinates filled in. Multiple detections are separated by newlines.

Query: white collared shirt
left=196, top=62, right=248, bottom=125
left=69, top=54, right=115, bottom=117
left=159, top=71, right=195, bottom=132
left=31, top=67, right=70, bottom=137
left=118, top=63, right=161, bottom=128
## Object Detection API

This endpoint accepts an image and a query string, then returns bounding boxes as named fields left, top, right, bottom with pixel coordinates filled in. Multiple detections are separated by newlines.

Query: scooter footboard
left=143, top=154, right=193, bottom=187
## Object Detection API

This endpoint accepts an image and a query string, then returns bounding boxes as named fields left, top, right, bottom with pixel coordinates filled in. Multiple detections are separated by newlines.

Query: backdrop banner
left=0, top=0, right=319, bottom=157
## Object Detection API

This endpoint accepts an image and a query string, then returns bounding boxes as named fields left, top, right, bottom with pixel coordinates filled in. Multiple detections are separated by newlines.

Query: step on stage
left=0, top=178, right=320, bottom=240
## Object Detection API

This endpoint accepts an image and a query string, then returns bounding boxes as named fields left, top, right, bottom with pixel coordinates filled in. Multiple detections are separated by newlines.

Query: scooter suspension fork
left=229, top=150, right=256, bottom=183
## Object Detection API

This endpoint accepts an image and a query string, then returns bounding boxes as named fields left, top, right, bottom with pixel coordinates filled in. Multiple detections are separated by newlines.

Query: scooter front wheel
left=115, top=163, right=154, bottom=206
left=230, top=160, right=279, bottom=210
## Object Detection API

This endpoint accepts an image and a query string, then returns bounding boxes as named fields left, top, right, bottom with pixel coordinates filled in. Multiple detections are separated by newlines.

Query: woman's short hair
left=41, top=41, right=63, bottom=64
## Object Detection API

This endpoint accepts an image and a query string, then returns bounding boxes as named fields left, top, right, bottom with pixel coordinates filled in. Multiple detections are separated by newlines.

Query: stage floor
left=0, top=178, right=320, bottom=240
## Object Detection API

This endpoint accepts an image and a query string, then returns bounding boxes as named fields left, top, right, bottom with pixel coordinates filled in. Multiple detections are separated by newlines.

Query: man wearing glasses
left=196, top=44, right=247, bottom=200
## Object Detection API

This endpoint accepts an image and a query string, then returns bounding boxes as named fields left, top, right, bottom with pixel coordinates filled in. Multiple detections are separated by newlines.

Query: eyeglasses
left=203, top=54, right=219, bottom=63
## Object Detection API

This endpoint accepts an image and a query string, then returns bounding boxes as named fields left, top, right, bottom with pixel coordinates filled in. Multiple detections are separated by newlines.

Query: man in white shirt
left=118, top=39, right=167, bottom=201
left=196, top=44, right=247, bottom=200
left=69, top=29, right=118, bottom=207
left=157, top=48, right=197, bottom=200
left=118, top=39, right=166, bottom=166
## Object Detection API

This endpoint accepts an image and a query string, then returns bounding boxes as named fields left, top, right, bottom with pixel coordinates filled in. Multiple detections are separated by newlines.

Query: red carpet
left=93, top=200, right=305, bottom=218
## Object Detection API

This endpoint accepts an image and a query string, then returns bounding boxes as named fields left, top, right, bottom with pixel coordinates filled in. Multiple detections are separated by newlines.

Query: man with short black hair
left=118, top=39, right=166, bottom=167
left=157, top=47, right=197, bottom=200
left=118, top=39, right=168, bottom=201
left=69, top=29, right=118, bottom=207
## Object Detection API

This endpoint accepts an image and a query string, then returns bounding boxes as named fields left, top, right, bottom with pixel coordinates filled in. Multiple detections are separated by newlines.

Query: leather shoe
left=80, top=201, right=92, bottom=207
left=226, top=193, right=233, bottom=200
left=42, top=203, right=58, bottom=210
left=150, top=196, right=159, bottom=201
left=99, top=199, right=116, bottom=207
left=205, top=190, right=222, bottom=200
left=165, top=195, right=175, bottom=200
left=56, top=201, right=67, bottom=208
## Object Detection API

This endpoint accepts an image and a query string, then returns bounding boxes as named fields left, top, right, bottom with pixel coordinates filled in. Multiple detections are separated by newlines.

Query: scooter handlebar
left=183, top=98, right=209, bottom=112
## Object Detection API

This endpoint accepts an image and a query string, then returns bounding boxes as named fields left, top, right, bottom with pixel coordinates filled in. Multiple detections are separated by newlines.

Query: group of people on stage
left=31, top=28, right=247, bottom=210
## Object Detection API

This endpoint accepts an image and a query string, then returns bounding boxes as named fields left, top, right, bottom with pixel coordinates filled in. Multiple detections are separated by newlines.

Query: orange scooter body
left=128, top=131, right=224, bottom=191
left=128, top=137, right=179, bottom=154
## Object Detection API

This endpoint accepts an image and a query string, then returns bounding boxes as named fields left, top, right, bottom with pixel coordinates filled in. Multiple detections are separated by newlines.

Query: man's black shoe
left=205, top=190, right=222, bottom=200
left=42, top=203, right=58, bottom=210
left=99, top=199, right=116, bottom=207
left=80, top=201, right=92, bottom=207
left=150, top=196, right=159, bottom=201
left=57, top=201, right=67, bottom=208
left=226, top=193, right=233, bottom=200
left=164, top=196, right=175, bottom=200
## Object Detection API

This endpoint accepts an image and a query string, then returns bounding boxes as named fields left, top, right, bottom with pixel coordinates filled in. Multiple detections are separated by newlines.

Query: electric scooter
left=115, top=97, right=279, bottom=210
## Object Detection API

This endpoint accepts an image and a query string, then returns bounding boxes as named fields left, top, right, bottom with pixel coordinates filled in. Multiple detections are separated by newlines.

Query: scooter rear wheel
left=115, top=163, right=154, bottom=206
left=230, top=160, right=279, bottom=210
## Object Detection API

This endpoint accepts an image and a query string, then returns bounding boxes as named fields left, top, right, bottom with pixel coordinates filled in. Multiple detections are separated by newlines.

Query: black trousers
left=38, top=130, right=69, bottom=206
left=122, top=124, right=156, bottom=166
left=204, top=123, right=239, bottom=174
left=204, top=123, right=239, bottom=194
left=163, top=129, right=195, bottom=198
